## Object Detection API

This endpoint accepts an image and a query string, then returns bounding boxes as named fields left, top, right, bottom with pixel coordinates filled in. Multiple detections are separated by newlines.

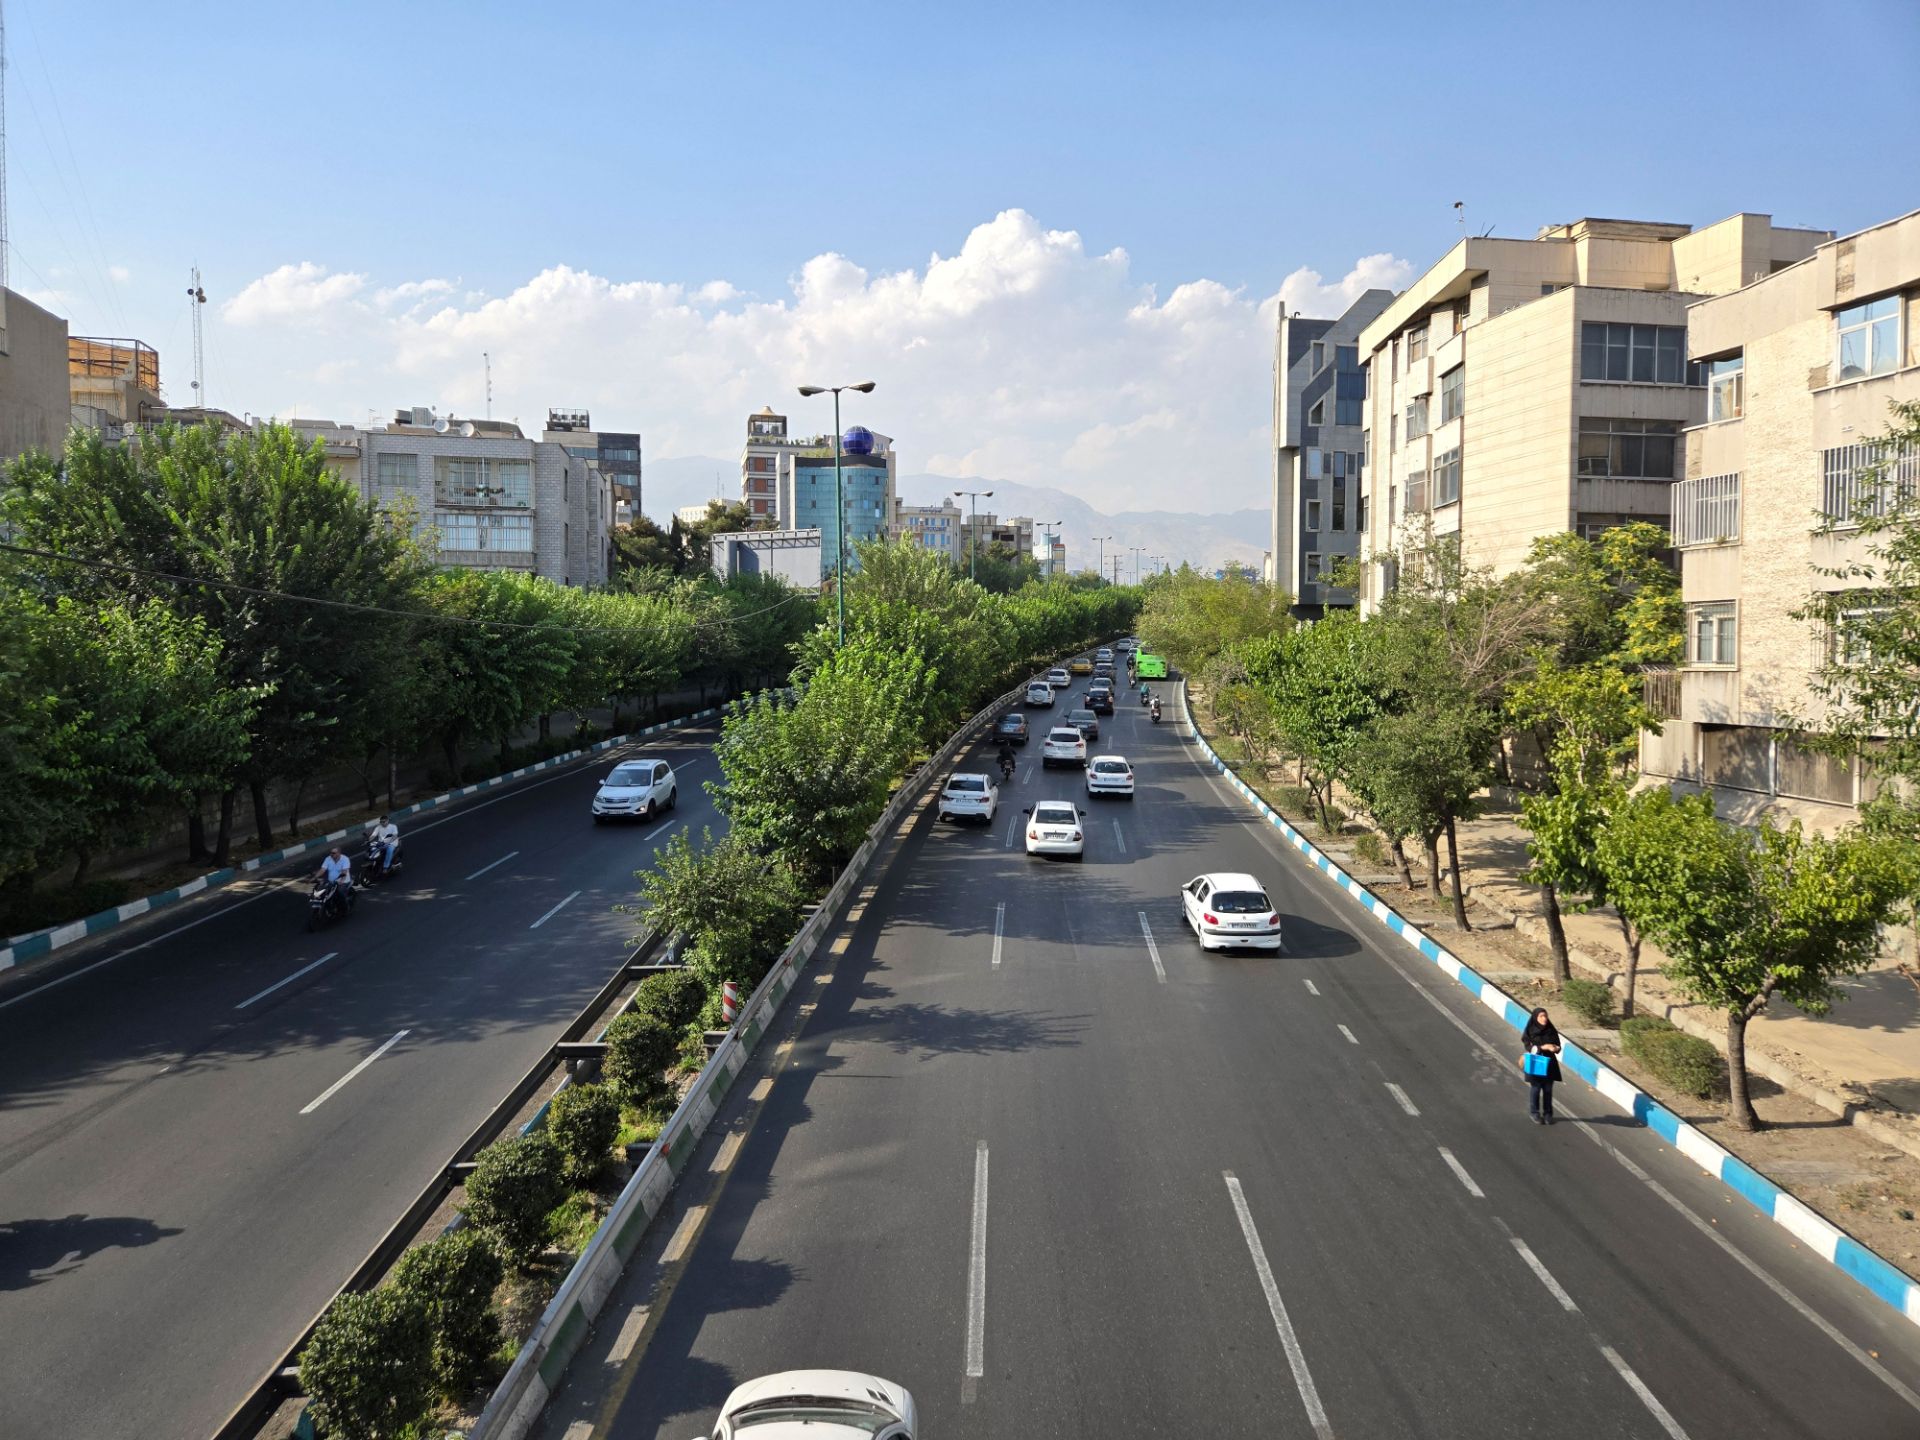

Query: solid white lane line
left=1438, top=1147, right=1485, bottom=1198
left=642, top=819, right=675, bottom=844
left=464, top=850, right=518, bottom=882
left=1303, top=978, right=1320, bottom=996
left=300, top=1029, right=409, bottom=1114
left=1600, top=1345, right=1692, bottom=1440
left=1385, top=1082, right=1421, bottom=1116
left=1137, top=910, right=1167, bottom=984
left=1112, top=820, right=1127, bottom=853
left=235, top=952, right=337, bottom=1010
left=1511, top=1236, right=1579, bottom=1312
left=1224, top=1172, right=1334, bottom=1440
left=992, top=903, right=1005, bottom=969
left=529, top=890, right=582, bottom=930
left=1337, top=1024, right=1359, bottom=1045
left=1003, top=814, right=1017, bottom=849
left=965, top=1142, right=989, bottom=1389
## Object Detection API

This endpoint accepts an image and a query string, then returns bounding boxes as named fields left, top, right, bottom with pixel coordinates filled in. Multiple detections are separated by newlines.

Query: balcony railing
left=1823, top=441, right=1918, bottom=527
left=1672, top=472, right=1741, bottom=547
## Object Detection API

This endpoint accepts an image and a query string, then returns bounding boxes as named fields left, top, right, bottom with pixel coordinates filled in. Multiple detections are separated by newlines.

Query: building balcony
left=1672, top=473, right=1740, bottom=548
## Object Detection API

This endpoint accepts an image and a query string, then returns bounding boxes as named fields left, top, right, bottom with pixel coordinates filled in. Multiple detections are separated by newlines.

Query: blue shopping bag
left=1522, top=1051, right=1552, bottom=1078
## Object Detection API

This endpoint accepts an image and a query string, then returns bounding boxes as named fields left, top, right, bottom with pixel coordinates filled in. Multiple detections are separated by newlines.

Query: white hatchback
left=1085, top=754, right=1134, bottom=798
left=591, top=758, right=677, bottom=822
left=938, top=771, right=999, bottom=824
left=1181, top=872, right=1283, bottom=951
left=1040, top=726, right=1088, bottom=768
left=1024, top=800, right=1086, bottom=858
left=700, top=1369, right=918, bottom=1440
left=1047, top=666, right=1072, bottom=689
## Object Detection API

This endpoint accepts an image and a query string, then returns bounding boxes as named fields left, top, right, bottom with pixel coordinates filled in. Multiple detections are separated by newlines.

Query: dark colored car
left=1086, top=688, right=1114, bottom=715
left=994, top=712, right=1030, bottom=746
left=1066, top=708, right=1100, bottom=742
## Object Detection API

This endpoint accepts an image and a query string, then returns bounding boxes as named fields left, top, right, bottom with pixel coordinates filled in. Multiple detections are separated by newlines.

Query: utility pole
left=0, top=0, right=10, bottom=291
left=798, top=381, right=876, bottom=645
left=484, top=352, right=493, bottom=420
left=187, top=268, right=207, bottom=408
left=954, top=488, right=993, bottom=584
left=1091, top=534, right=1112, bottom=583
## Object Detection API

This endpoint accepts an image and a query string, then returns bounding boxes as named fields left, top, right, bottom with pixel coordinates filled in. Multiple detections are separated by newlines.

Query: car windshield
left=1069, top=710, right=1095, bottom=722
left=1035, top=805, right=1078, bottom=824
left=733, top=1398, right=895, bottom=1432
left=606, top=764, right=653, bottom=786
left=947, top=776, right=986, bottom=793
left=1093, top=760, right=1128, bottom=774
left=1213, top=890, right=1271, bottom=913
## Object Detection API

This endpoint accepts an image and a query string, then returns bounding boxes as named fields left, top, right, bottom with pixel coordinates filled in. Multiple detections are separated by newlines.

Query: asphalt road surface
left=574, top=687, right=1920, bottom=1440
left=0, top=722, right=726, bottom=1440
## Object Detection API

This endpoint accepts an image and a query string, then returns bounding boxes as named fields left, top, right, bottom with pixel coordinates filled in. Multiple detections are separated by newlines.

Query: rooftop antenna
left=484, top=352, right=492, bottom=420
left=187, top=267, right=208, bottom=406
left=1, top=0, right=11, bottom=291
left=1453, top=200, right=1465, bottom=234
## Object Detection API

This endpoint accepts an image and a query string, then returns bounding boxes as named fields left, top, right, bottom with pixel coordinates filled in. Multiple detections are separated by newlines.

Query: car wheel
left=643, top=798, right=656, bottom=820
left=668, top=786, right=678, bottom=811
left=592, top=814, right=606, bottom=826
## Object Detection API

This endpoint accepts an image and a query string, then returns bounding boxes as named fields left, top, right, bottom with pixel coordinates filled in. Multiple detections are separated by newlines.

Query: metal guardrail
left=207, top=928, right=671, bottom=1440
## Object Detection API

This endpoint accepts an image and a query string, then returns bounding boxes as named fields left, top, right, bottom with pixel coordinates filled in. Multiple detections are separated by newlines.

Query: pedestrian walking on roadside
left=1522, top=1006, right=1563, bottom=1125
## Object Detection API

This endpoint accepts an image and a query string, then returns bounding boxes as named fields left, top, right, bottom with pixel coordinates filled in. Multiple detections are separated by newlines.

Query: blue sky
left=8, top=0, right=1917, bottom=513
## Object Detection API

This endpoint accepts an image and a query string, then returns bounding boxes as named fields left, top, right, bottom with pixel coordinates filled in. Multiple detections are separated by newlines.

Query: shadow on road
left=0, top=1213, right=181, bottom=1290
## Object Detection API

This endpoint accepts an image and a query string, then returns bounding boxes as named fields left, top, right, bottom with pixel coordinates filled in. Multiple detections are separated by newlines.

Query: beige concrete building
left=894, top=500, right=963, bottom=561
left=1356, top=215, right=1830, bottom=609
left=0, top=289, right=71, bottom=461
left=1640, top=208, right=1920, bottom=823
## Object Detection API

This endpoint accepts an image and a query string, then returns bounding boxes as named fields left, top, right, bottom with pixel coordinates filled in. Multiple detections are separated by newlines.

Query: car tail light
left=1028, top=829, right=1040, bottom=840
left=1070, top=831, right=1082, bottom=842
left=1268, top=913, right=1280, bottom=926
left=1203, top=912, right=1218, bottom=926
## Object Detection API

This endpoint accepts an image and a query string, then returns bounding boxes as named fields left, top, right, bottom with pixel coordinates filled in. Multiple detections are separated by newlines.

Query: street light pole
left=798, top=380, right=876, bottom=646
left=1091, top=534, right=1113, bottom=582
left=1038, top=520, right=1061, bottom=580
left=954, top=488, right=993, bottom=584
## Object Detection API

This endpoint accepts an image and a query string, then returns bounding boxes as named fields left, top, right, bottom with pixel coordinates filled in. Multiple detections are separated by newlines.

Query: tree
left=298, top=1286, right=434, bottom=1440
left=629, top=828, right=812, bottom=991
left=1599, top=787, right=1912, bottom=1130
left=1243, top=614, right=1391, bottom=833
left=415, top=571, right=576, bottom=771
left=610, top=516, right=679, bottom=578
left=1521, top=522, right=1683, bottom=671
left=1136, top=565, right=1294, bottom=678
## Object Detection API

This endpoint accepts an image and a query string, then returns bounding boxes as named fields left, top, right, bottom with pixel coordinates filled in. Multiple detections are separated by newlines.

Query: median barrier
left=0, top=706, right=727, bottom=978
left=1175, top=679, right=1920, bottom=1332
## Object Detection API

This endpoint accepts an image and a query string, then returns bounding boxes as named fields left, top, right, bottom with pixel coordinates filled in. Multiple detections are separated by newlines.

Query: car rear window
left=1093, top=760, right=1128, bottom=774
left=608, top=763, right=654, bottom=785
left=1069, top=710, right=1095, bottom=721
left=947, top=776, right=986, bottom=792
left=1035, top=805, right=1077, bottom=824
left=1049, top=729, right=1082, bottom=742
left=1212, top=890, right=1271, bottom=913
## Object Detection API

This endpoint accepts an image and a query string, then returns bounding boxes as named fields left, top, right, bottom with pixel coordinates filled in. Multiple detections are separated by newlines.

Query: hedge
left=392, top=1229, right=504, bottom=1396
left=1560, top=977, right=1615, bottom=1027
left=628, top=969, right=708, bottom=1032
left=461, top=1133, right=566, bottom=1269
left=1621, top=1014, right=1725, bottom=1100
left=602, top=1010, right=677, bottom=1108
left=547, top=1082, right=621, bottom=1187
left=298, top=1287, right=434, bottom=1440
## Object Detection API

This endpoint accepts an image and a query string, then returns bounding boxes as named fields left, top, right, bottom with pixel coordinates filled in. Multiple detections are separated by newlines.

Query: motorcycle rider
left=316, top=845, right=355, bottom=912
left=370, top=814, right=400, bottom=878
left=1151, top=697, right=1162, bottom=723
left=996, top=743, right=1016, bottom=783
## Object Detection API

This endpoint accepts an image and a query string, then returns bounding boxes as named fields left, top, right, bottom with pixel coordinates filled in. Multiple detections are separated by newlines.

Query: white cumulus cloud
left=225, top=261, right=368, bottom=324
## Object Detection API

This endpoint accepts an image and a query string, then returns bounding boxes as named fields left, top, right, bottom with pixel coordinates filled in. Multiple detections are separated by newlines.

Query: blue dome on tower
left=841, top=425, right=876, bottom=456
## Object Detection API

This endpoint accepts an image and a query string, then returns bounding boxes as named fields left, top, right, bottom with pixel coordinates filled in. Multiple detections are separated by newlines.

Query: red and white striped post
left=721, top=980, right=741, bottom=1025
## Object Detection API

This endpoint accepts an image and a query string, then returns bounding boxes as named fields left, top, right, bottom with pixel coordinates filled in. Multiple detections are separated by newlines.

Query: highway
left=0, top=721, right=727, bottom=1440
left=571, top=685, right=1920, bottom=1439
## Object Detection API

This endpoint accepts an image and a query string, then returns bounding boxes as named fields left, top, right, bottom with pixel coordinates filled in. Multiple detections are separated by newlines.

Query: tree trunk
left=387, top=746, right=398, bottom=809
left=1444, top=814, right=1470, bottom=930
left=1493, top=739, right=1513, bottom=788
left=1541, top=882, right=1570, bottom=982
left=1313, top=781, right=1332, bottom=832
left=187, top=798, right=210, bottom=863
left=249, top=780, right=273, bottom=851
left=1727, top=1010, right=1761, bottom=1132
left=72, top=850, right=92, bottom=885
left=539, top=713, right=551, bottom=742
left=287, top=776, right=310, bottom=839
left=1617, top=913, right=1641, bottom=1019
left=1423, top=833, right=1442, bottom=895
left=499, top=734, right=511, bottom=763
left=214, top=787, right=237, bottom=865
left=1391, top=837, right=1415, bottom=889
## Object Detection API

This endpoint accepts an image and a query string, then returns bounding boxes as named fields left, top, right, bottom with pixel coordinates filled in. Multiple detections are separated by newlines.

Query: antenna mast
left=484, top=352, right=492, bottom=419
left=187, top=267, right=207, bottom=406
left=1, top=0, right=11, bottom=291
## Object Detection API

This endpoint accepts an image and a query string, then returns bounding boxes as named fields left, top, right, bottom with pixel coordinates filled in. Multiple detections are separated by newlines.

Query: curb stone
left=1178, top=680, right=1920, bottom=1332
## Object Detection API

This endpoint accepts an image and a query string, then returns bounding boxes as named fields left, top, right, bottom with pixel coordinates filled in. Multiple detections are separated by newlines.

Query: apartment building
left=541, top=408, right=642, bottom=514
left=285, top=408, right=612, bottom=588
left=1272, top=289, right=1395, bottom=614
left=894, top=500, right=963, bottom=561
left=782, top=443, right=895, bottom=576
left=1356, top=215, right=1830, bottom=609
left=737, top=404, right=898, bottom=541
left=1640, top=208, right=1920, bottom=823
left=960, top=511, right=1035, bottom=560
left=1033, top=531, right=1067, bottom=576
left=0, top=289, right=71, bottom=461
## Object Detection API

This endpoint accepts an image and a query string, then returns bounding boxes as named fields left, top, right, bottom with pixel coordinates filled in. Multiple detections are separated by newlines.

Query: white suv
left=1041, top=726, right=1088, bottom=768
left=938, top=772, right=999, bottom=824
left=1025, top=681, right=1055, bottom=707
left=591, top=758, right=677, bottom=822
left=1085, top=754, right=1134, bottom=798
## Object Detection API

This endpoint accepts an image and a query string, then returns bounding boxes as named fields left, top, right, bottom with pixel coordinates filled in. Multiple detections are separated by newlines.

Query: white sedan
left=591, top=758, right=677, bottom=822
left=1040, top=726, right=1088, bottom=768
left=1181, top=872, right=1284, bottom=951
left=699, top=1369, right=918, bottom=1440
left=938, top=771, right=999, bottom=824
left=1085, top=754, right=1134, bottom=798
left=1025, top=800, right=1086, bottom=859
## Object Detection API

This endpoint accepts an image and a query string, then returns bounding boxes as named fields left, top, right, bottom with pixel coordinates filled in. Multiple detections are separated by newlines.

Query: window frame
left=1439, top=365, right=1464, bottom=424
left=1707, top=354, right=1744, bottom=422
left=1434, top=447, right=1462, bottom=507
left=1579, top=322, right=1695, bottom=385
left=1835, top=295, right=1902, bottom=382
left=1407, top=327, right=1428, bottom=364
left=1686, top=600, right=1738, bottom=668
left=1405, top=396, right=1429, bottom=441
left=1305, top=498, right=1323, bottom=532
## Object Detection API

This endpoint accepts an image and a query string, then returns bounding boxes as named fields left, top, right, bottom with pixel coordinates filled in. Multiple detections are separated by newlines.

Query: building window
left=435, top=456, right=531, bottom=507
left=1577, top=418, right=1679, bottom=479
left=1579, top=322, right=1692, bottom=384
left=601, top=447, right=640, bottom=462
left=1309, top=398, right=1326, bottom=426
left=1311, top=341, right=1326, bottom=372
left=1306, top=498, right=1322, bottom=531
left=1336, top=344, right=1358, bottom=371
left=1332, top=480, right=1346, bottom=532
left=1306, top=448, right=1324, bottom=479
left=1439, top=366, right=1464, bottom=424
left=1686, top=601, right=1737, bottom=667
left=436, top=511, right=534, bottom=553
left=1391, top=337, right=1400, bottom=374
left=1830, top=603, right=1894, bottom=668
left=1406, top=469, right=1428, bottom=513
left=1390, top=415, right=1398, bottom=451
left=1335, top=370, right=1365, bottom=426
left=376, top=453, right=417, bottom=489
left=1304, top=552, right=1323, bottom=582
left=1822, top=440, right=1919, bottom=525
left=1707, top=354, right=1744, bottom=421
left=1357, top=492, right=1369, bottom=534
left=1836, top=296, right=1902, bottom=381
left=1672, top=473, right=1741, bottom=547
left=1406, top=396, right=1429, bottom=441
left=1407, top=327, right=1427, bottom=363
left=748, top=456, right=774, bottom=474
left=1434, top=447, right=1462, bottom=507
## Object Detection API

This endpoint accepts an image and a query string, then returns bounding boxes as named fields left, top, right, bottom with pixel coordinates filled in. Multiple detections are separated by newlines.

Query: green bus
left=1134, top=650, right=1169, bottom=680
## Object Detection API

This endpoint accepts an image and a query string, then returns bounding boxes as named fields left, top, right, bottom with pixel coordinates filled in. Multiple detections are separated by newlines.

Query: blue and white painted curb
left=1179, top=681, right=1920, bottom=1331
left=0, top=707, right=726, bottom=977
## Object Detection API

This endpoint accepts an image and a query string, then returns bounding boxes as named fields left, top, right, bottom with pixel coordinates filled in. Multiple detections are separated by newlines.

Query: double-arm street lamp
left=1090, top=534, right=1113, bottom=583
left=797, top=380, right=876, bottom=645
left=1037, top=521, right=1062, bottom=580
left=953, top=488, right=994, bottom=584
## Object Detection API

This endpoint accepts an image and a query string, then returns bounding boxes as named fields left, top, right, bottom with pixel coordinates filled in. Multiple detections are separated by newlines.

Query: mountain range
left=639, top=456, right=1271, bottom=573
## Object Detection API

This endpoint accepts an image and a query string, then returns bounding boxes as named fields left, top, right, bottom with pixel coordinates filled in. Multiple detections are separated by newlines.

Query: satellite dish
left=434, top=417, right=451, bottom=434
left=460, top=422, right=476, bottom=438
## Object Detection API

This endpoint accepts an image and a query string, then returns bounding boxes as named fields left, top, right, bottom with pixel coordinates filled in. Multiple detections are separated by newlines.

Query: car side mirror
left=1023, top=807, right=1033, bottom=815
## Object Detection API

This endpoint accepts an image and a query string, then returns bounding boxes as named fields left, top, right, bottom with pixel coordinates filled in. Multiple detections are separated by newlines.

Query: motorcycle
left=995, top=742, right=1017, bottom=784
left=307, top=876, right=354, bottom=931
left=359, top=834, right=403, bottom=887
left=1151, top=701, right=1162, bottom=724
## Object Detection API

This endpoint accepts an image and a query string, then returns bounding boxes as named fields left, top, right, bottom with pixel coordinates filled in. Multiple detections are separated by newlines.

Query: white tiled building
left=894, top=500, right=962, bottom=560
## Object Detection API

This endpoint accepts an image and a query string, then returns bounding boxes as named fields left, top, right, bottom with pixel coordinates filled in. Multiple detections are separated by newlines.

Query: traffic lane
left=0, top=727, right=720, bottom=1157
left=1148, top=726, right=1920, bottom=1430
left=0, top=763, right=724, bottom=1438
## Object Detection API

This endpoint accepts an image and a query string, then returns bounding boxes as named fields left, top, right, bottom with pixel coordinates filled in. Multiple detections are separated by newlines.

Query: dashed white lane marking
left=235, top=951, right=337, bottom=1010
left=1303, top=978, right=1320, bottom=996
left=1385, top=1082, right=1421, bottom=1117
left=562, top=1420, right=595, bottom=1440
left=661, top=1205, right=705, bottom=1264
left=991, top=903, right=1006, bottom=969
left=1137, top=910, right=1167, bottom=984
left=1112, top=820, right=1127, bottom=853
left=300, top=1029, right=409, bottom=1114
left=1003, top=814, right=1018, bottom=849
left=963, top=1142, right=990, bottom=1400
left=464, top=849, right=518, bottom=881
left=1224, top=1172, right=1333, bottom=1440
left=642, top=819, right=676, bottom=843
left=1600, top=1344, right=1693, bottom=1439
left=711, top=1131, right=744, bottom=1173
left=1511, top=1236, right=1579, bottom=1312
left=1336, top=1024, right=1359, bottom=1045
left=529, top=890, right=582, bottom=929
left=607, top=1304, right=650, bottom=1364
left=1438, top=1147, right=1485, bottom=1198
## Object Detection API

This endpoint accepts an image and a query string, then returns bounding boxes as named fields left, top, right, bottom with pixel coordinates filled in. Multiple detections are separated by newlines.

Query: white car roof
left=1198, top=871, right=1264, bottom=890
left=1090, top=754, right=1130, bottom=765
left=945, top=772, right=990, bottom=785
left=721, top=1369, right=910, bottom=1425
left=1047, top=728, right=1083, bottom=740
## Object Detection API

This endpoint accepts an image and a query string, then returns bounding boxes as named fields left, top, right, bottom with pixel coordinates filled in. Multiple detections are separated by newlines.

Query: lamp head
left=797, top=385, right=826, bottom=397
left=849, top=381, right=877, bottom=393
